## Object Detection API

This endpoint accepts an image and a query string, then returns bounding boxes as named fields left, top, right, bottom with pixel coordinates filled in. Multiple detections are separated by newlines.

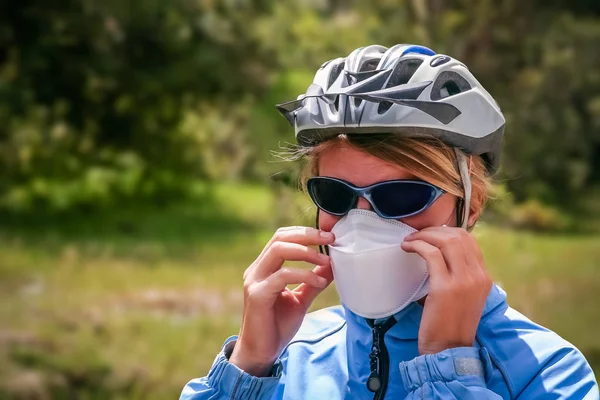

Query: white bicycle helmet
left=275, top=44, right=505, bottom=174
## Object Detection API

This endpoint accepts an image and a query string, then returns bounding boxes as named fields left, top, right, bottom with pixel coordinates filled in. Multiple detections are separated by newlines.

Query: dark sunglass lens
left=309, top=179, right=355, bottom=215
left=371, top=182, right=434, bottom=217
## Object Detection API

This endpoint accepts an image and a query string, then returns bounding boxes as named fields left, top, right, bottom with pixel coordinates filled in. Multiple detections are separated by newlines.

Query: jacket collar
left=343, top=284, right=508, bottom=340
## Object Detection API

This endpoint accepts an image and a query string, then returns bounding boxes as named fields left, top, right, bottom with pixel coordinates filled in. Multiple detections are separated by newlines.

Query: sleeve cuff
left=206, top=336, right=282, bottom=400
left=399, top=347, right=491, bottom=392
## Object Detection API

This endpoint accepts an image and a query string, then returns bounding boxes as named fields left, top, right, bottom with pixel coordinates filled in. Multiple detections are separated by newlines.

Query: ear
left=466, top=202, right=481, bottom=230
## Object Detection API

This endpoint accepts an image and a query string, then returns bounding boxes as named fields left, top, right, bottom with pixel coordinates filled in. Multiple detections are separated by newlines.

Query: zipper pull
left=367, top=366, right=382, bottom=392
left=367, top=326, right=382, bottom=392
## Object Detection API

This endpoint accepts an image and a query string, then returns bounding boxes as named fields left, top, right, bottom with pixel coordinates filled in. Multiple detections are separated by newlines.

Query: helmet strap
left=316, top=208, right=330, bottom=256
left=454, top=148, right=472, bottom=230
left=455, top=197, right=464, bottom=228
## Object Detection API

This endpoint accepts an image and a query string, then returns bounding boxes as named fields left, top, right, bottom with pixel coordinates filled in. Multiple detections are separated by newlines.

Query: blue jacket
left=181, top=285, right=598, bottom=399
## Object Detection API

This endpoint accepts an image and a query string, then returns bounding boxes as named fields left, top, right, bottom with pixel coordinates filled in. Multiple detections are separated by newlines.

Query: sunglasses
left=307, top=176, right=445, bottom=219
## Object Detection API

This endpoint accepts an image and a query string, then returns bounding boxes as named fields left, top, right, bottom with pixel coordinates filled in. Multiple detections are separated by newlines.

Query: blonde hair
left=296, top=134, right=492, bottom=222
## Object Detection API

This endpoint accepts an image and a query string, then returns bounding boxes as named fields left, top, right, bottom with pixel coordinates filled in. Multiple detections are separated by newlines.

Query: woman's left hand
left=401, top=226, right=492, bottom=355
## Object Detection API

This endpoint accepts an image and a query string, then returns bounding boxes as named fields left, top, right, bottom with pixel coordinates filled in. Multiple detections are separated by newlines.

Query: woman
left=181, top=44, right=598, bottom=399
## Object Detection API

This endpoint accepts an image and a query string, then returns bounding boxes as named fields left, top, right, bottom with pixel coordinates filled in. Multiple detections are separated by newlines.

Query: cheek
left=318, top=211, right=340, bottom=232
left=400, top=193, right=457, bottom=230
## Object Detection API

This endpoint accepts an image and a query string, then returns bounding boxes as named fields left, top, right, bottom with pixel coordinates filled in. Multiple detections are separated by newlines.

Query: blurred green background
left=1, top=0, right=599, bottom=398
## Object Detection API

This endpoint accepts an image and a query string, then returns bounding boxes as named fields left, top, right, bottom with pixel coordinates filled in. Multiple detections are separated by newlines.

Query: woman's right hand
left=229, top=226, right=335, bottom=377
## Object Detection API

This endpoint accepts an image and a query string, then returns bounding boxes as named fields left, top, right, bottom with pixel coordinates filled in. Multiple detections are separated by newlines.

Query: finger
left=252, top=242, right=330, bottom=280
left=404, top=228, right=471, bottom=275
left=460, top=235, right=490, bottom=284
left=262, top=267, right=328, bottom=295
left=401, top=239, right=450, bottom=285
left=314, top=263, right=334, bottom=281
left=468, top=234, right=486, bottom=266
left=246, top=226, right=331, bottom=280
left=254, top=227, right=335, bottom=266
left=404, top=226, right=463, bottom=246
left=445, top=230, right=485, bottom=278
left=293, top=264, right=334, bottom=308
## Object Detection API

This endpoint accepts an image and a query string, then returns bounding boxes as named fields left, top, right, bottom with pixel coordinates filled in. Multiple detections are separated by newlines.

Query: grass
left=1, top=182, right=599, bottom=399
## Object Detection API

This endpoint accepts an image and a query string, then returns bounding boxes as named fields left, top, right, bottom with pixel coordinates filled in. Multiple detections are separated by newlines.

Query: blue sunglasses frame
left=307, top=176, right=445, bottom=219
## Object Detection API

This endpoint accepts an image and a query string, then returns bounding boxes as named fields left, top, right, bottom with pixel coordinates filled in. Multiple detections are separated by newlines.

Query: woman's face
left=317, top=142, right=458, bottom=232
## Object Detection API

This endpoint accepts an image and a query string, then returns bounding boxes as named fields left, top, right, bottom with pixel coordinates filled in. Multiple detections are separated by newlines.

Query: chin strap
left=454, top=148, right=472, bottom=230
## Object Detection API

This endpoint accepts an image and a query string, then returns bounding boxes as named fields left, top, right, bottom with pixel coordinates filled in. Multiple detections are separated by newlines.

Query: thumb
left=294, top=264, right=334, bottom=309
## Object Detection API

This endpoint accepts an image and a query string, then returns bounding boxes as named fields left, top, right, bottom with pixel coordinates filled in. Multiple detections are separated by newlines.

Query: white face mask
left=329, top=209, right=429, bottom=319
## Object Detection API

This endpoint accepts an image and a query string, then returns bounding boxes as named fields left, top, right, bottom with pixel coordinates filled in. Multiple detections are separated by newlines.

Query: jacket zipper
left=366, top=317, right=397, bottom=400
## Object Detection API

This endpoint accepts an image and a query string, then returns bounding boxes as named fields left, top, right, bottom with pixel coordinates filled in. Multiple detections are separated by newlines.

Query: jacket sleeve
left=180, top=336, right=282, bottom=400
left=399, top=347, right=502, bottom=399
left=516, top=347, right=599, bottom=399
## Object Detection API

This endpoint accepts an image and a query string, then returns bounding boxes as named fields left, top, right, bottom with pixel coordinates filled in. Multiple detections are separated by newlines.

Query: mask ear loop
left=316, top=208, right=330, bottom=256
left=454, top=148, right=472, bottom=230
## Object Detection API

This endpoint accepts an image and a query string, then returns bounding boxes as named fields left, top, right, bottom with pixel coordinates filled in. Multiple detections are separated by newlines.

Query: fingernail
left=317, top=277, right=328, bottom=286
left=318, top=252, right=330, bottom=262
left=320, top=231, right=334, bottom=239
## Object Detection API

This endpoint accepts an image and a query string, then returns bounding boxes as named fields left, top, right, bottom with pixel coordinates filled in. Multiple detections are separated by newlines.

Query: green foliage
left=1, top=1, right=599, bottom=213
left=485, top=184, right=578, bottom=232
left=483, top=183, right=516, bottom=224
left=0, top=0, right=276, bottom=211
left=509, top=199, right=571, bottom=232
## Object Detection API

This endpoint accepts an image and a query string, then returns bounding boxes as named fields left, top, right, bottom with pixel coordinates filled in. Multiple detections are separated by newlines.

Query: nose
left=356, top=196, right=373, bottom=211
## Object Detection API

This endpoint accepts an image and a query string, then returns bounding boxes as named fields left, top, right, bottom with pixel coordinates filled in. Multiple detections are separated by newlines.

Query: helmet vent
left=353, top=58, right=381, bottom=107
left=431, top=71, right=471, bottom=101
left=359, top=58, right=380, bottom=73
left=377, top=101, right=392, bottom=114
left=385, top=58, right=423, bottom=88
left=327, top=61, right=345, bottom=89
left=377, top=58, right=423, bottom=114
